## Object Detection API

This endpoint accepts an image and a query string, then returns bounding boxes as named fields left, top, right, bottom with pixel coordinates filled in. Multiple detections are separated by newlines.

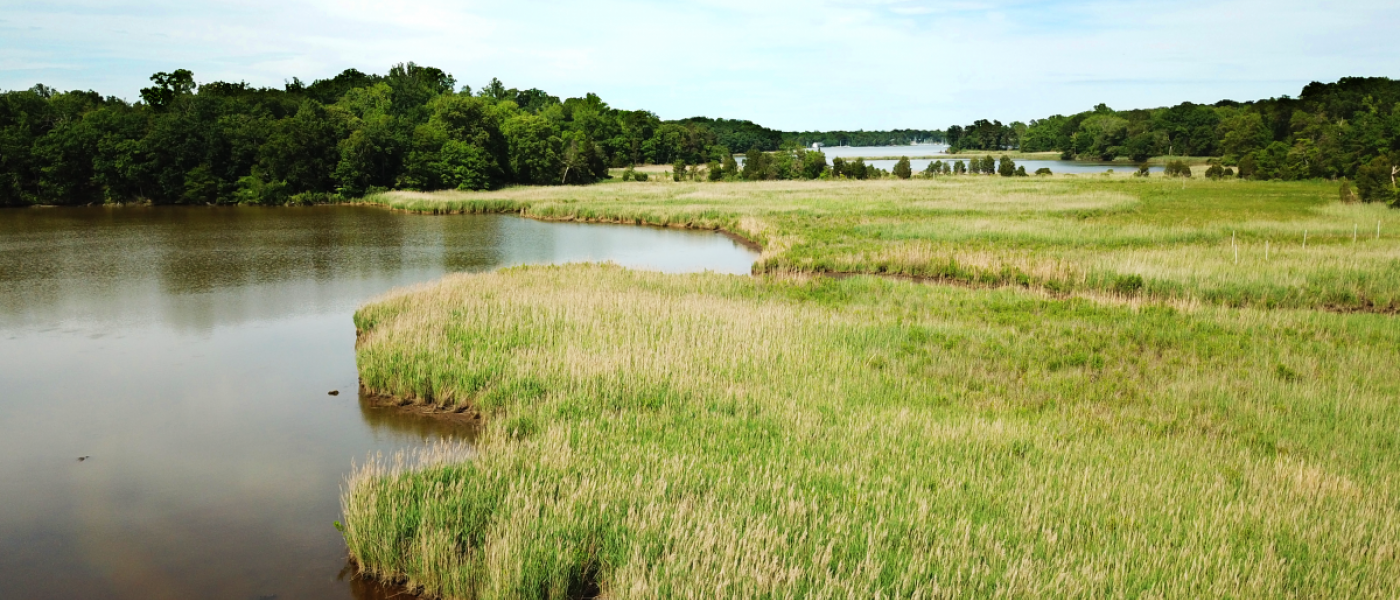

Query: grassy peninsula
left=365, top=176, right=1400, bottom=312
left=343, top=176, right=1400, bottom=598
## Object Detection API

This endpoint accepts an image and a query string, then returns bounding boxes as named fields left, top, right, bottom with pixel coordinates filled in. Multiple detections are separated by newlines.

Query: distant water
left=863, top=157, right=1166, bottom=175
left=811, top=144, right=948, bottom=159
left=0, top=206, right=757, bottom=600
left=744, top=144, right=1161, bottom=174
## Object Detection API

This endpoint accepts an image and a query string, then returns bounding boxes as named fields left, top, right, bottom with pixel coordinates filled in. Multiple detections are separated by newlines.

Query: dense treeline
left=785, top=129, right=944, bottom=148
left=948, top=77, right=1400, bottom=203
left=0, top=66, right=730, bottom=204
left=0, top=64, right=949, bottom=206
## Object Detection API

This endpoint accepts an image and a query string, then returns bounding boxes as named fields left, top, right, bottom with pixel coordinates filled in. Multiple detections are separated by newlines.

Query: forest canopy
left=947, top=77, right=1400, bottom=199
left=5, top=67, right=1398, bottom=205
left=0, top=64, right=941, bottom=206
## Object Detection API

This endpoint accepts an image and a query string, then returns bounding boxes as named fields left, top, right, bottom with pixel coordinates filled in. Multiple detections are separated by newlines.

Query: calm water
left=0, top=206, right=757, bottom=600
left=864, top=157, right=1165, bottom=175
left=813, top=144, right=947, bottom=158
left=742, top=145, right=1161, bottom=174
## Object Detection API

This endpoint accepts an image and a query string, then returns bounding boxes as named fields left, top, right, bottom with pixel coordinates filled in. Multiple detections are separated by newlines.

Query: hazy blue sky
left=1, top=0, right=1396, bottom=130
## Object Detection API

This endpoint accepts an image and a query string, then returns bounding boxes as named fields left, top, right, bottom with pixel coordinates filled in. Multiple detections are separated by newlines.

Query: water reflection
left=356, top=389, right=483, bottom=444
left=0, top=206, right=755, bottom=600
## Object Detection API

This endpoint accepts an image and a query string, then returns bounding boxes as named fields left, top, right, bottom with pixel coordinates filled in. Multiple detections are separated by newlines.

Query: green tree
left=1216, top=110, right=1271, bottom=161
left=1339, top=179, right=1358, bottom=203
left=1355, top=155, right=1396, bottom=203
left=849, top=158, right=868, bottom=180
left=741, top=145, right=769, bottom=180
left=501, top=113, right=562, bottom=185
left=997, top=155, right=1015, bottom=177
left=139, top=70, right=196, bottom=112
left=801, top=150, right=828, bottom=179
left=1251, top=142, right=1291, bottom=180
left=893, top=156, right=912, bottom=179
left=260, top=100, right=343, bottom=194
left=721, top=152, right=739, bottom=180
left=831, top=157, right=847, bottom=178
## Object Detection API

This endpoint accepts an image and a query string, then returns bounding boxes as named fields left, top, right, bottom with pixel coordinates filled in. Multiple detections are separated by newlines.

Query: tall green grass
left=345, top=265, right=1400, bottom=599
left=362, top=177, right=1400, bottom=312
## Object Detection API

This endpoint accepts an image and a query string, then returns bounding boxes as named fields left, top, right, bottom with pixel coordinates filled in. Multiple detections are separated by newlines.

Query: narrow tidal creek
left=0, top=205, right=756, bottom=600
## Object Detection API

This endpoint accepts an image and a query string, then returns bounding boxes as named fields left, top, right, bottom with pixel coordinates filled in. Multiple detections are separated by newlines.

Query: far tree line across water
left=946, top=77, right=1400, bottom=202
left=2, top=66, right=1397, bottom=205
left=0, top=64, right=941, bottom=206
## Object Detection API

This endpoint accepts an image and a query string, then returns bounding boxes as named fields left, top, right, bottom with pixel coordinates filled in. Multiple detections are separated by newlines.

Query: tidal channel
left=0, top=205, right=757, bottom=600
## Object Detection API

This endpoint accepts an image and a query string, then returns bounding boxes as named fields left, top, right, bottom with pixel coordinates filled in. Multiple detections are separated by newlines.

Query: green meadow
left=366, top=176, right=1400, bottom=312
left=345, top=175, right=1400, bottom=598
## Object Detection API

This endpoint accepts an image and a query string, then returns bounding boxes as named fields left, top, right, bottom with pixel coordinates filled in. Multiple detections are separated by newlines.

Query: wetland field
left=344, top=175, right=1400, bottom=598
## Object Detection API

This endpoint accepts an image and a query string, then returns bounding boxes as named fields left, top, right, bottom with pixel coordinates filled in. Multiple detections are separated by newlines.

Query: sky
left=1, top=0, right=1397, bottom=131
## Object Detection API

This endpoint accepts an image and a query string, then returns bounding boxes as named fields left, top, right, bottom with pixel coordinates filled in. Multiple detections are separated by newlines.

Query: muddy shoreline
left=359, top=385, right=484, bottom=425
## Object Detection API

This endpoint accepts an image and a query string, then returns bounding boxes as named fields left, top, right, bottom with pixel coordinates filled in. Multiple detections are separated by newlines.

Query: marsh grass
left=364, top=177, right=1400, bottom=312
left=346, top=265, right=1400, bottom=599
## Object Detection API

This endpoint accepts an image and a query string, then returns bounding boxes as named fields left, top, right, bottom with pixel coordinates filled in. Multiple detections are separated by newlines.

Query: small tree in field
left=673, top=159, right=687, bottom=182
left=981, top=155, right=997, bottom=175
left=998, top=155, right=1015, bottom=177
left=954, top=160, right=967, bottom=175
left=722, top=153, right=739, bottom=179
left=893, top=157, right=912, bottom=179
left=1164, top=160, right=1192, bottom=177
left=850, top=158, right=869, bottom=180
left=1339, top=179, right=1357, bottom=203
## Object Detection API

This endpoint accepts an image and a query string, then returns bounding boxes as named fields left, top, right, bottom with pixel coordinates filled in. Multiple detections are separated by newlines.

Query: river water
left=741, top=145, right=1165, bottom=174
left=0, top=205, right=757, bottom=600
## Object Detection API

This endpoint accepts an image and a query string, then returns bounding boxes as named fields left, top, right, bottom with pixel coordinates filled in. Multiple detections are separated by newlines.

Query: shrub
left=893, top=157, right=912, bottom=180
left=1015, top=166, right=1028, bottom=177
left=621, top=166, right=636, bottom=182
left=998, top=156, right=1016, bottom=177
left=634, top=172, right=648, bottom=182
left=1237, top=154, right=1258, bottom=179
left=1339, top=180, right=1357, bottom=203
left=1113, top=274, right=1145, bottom=295
left=1034, top=167, right=1052, bottom=176
left=1134, top=164, right=1150, bottom=178
left=1164, top=160, right=1192, bottom=178
left=1355, top=156, right=1395, bottom=203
